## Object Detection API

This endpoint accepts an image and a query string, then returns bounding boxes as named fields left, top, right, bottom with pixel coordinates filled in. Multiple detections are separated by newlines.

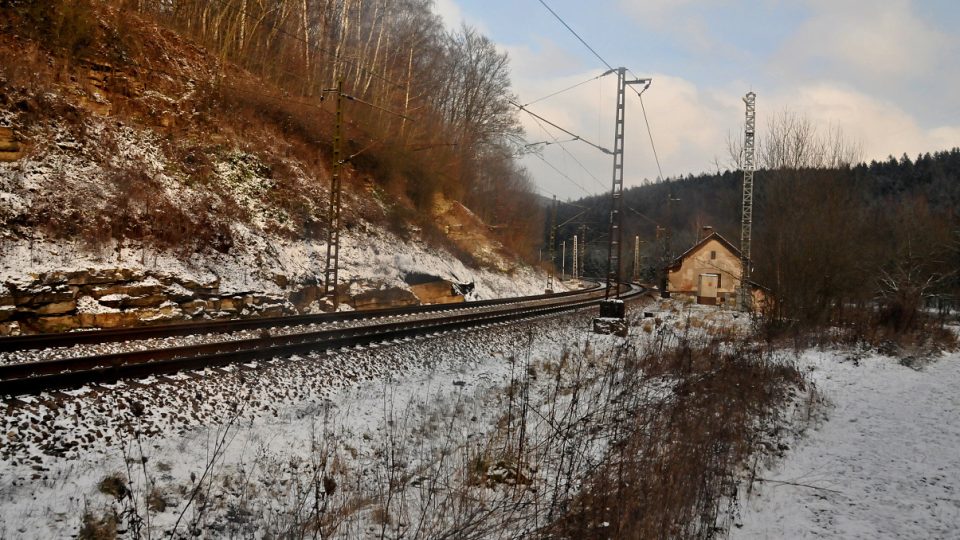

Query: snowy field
left=21, top=296, right=948, bottom=538
left=1, top=299, right=658, bottom=538
left=735, top=346, right=960, bottom=539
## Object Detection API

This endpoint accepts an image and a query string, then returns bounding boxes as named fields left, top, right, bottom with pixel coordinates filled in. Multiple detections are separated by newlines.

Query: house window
left=710, top=250, right=716, bottom=260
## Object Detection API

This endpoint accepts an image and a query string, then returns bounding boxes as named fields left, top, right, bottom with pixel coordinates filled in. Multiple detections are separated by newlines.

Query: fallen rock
left=408, top=280, right=464, bottom=305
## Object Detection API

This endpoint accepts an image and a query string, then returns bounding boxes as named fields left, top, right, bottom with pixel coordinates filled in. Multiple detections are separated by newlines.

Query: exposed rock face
left=0, top=127, right=22, bottom=162
left=0, top=269, right=295, bottom=336
left=432, top=195, right=516, bottom=272
left=351, top=287, right=419, bottom=311
left=409, top=280, right=464, bottom=305
left=0, top=268, right=466, bottom=335
left=403, top=273, right=468, bottom=305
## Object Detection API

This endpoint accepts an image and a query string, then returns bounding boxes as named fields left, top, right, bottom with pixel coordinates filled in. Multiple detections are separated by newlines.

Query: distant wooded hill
left=556, top=148, right=960, bottom=325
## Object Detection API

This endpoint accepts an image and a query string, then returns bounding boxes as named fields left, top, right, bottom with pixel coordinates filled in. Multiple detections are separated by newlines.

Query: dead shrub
left=146, top=487, right=167, bottom=513
left=370, top=505, right=390, bottom=526
left=77, top=510, right=119, bottom=540
left=98, top=473, right=128, bottom=500
left=544, top=338, right=804, bottom=539
left=763, top=304, right=958, bottom=360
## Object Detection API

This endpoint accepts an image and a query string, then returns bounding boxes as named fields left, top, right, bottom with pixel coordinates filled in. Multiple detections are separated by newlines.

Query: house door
left=698, top=273, right=720, bottom=305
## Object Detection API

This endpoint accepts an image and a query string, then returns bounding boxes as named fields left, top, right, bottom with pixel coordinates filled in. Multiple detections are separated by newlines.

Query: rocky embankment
left=0, top=268, right=466, bottom=336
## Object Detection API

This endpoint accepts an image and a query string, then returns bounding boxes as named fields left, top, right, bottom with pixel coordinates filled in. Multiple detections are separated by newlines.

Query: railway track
left=1, top=283, right=643, bottom=397
left=0, top=283, right=602, bottom=354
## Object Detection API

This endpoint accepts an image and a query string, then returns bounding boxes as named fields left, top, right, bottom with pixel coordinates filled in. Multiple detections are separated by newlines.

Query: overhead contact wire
left=536, top=0, right=615, bottom=71
left=629, top=69, right=665, bottom=181
left=522, top=73, right=606, bottom=107
left=528, top=116, right=606, bottom=191
left=510, top=100, right=611, bottom=155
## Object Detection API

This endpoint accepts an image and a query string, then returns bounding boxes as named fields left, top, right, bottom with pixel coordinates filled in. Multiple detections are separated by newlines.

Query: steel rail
left=0, top=282, right=602, bottom=353
left=1, top=284, right=642, bottom=397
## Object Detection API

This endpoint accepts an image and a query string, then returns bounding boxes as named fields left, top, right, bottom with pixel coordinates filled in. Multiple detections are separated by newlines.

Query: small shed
left=666, top=231, right=744, bottom=306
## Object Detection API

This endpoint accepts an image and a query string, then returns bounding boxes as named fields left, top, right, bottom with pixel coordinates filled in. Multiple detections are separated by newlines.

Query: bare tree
left=759, top=110, right=862, bottom=170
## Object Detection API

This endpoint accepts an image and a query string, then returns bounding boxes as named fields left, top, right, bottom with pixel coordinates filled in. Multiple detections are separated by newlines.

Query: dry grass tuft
left=98, top=473, right=128, bottom=501
left=78, top=510, right=119, bottom=540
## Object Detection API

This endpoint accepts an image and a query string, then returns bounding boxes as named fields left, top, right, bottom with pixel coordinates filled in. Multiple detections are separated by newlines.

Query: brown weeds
left=543, top=336, right=804, bottom=539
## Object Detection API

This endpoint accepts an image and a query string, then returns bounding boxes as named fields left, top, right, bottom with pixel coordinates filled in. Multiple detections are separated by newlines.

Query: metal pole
left=561, top=241, right=566, bottom=281
left=660, top=192, right=678, bottom=298
left=605, top=68, right=626, bottom=299
left=740, top=91, right=756, bottom=312
left=580, top=224, right=587, bottom=280
left=603, top=69, right=650, bottom=298
left=633, top=235, right=640, bottom=282
left=322, top=78, right=344, bottom=309
left=547, top=195, right=557, bottom=292
left=572, top=235, right=578, bottom=282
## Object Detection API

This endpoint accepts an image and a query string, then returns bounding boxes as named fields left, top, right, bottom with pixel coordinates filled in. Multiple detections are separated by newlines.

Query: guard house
left=666, top=230, right=744, bottom=306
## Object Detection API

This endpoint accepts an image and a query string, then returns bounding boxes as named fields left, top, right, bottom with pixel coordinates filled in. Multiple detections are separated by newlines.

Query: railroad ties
left=1, top=283, right=644, bottom=398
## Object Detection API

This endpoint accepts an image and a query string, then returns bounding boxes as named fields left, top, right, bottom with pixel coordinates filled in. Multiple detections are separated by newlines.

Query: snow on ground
left=734, top=347, right=960, bottom=539
left=0, top=299, right=653, bottom=538
left=2, top=296, right=785, bottom=538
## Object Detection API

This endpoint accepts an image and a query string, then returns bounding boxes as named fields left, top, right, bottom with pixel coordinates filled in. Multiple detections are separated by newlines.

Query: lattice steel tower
left=572, top=235, right=578, bottom=282
left=739, top=91, right=756, bottom=312
left=604, top=68, right=649, bottom=298
left=546, top=195, right=557, bottom=292
left=323, top=79, right=345, bottom=309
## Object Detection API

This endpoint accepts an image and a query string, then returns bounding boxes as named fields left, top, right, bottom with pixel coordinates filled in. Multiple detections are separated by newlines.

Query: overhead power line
left=627, top=69, right=665, bottom=182
left=639, top=92, right=664, bottom=182
left=522, top=72, right=608, bottom=107
left=532, top=153, right=592, bottom=196
left=510, top=100, right=612, bottom=155
left=526, top=114, right=607, bottom=191
left=536, top=0, right=614, bottom=71
left=534, top=1, right=665, bottom=184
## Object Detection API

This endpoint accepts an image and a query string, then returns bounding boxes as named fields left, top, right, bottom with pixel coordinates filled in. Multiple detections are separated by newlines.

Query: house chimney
left=698, top=226, right=713, bottom=242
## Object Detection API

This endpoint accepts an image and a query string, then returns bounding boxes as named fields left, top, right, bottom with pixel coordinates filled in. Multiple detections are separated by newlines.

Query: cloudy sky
left=434, top=0, right=960, bottom=200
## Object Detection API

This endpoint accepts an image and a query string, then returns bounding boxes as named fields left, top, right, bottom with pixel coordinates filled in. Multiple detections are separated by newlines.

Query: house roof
left=666, top=231, right=742, bottom=271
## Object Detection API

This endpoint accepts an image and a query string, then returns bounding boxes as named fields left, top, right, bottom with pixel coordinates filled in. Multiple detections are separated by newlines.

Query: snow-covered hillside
left=0, top=5, right=556, bottom=335
left=0, top=113, right=557, bottom=335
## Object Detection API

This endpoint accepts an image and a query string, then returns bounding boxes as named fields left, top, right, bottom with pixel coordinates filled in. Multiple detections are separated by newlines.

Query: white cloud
left=515, top=70, right=960, bottom=198
left=432, top=0, right=960, bottom=199
left=616, top=0, right=739, bottom=57
left=776, top=0, right=951, bottom=82
left=513, top=71, right=743, bottom=198
left=617, top=0, right=726, bottom=24
left=769, top=83, right=960, bottom=161
left=432, top=0, right=490, bottom=34
left=433, top=0, right=465, bottom=30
